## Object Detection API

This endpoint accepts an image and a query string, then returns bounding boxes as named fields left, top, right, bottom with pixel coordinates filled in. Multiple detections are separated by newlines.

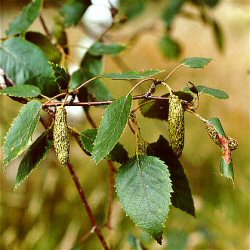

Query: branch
left=106, top=160, right=116, bottom=229
left=83, top=109, right=116, bottom=229
left=43, top=95, right=169, bottom=107
left=39, top=113, right=109, bottom=249
left=39, top=15, right=51, bottom=39
left=67, top=163, right=110, bottom=250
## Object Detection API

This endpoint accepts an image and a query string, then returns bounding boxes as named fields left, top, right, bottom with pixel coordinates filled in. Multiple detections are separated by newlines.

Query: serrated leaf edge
left=91, top=95, right=132, bottom=164
left=3, top=101, right=42, bottom=168
left=14, top=135, right=53, bottom=190
left=0, top=85, right=41, bottom=98
left=115, top=155, right=173, bottom=243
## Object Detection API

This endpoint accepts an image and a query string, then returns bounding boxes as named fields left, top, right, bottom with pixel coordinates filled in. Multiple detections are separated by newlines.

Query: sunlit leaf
left=116, top=155, right=173, bottom=244
left=0, top=85, right=41, bottom=98
left=103, top=70, right=164, bottom=80
left=183, top=85, right=229, bottom=99
left=92, top=95, right=132, bottom=164
left=3, top=101, right=42, bottom=167
left=0, top=38, right=58, bottom=96
left=181, top=57, right=212, bottom=68
left=15, top=130, right=53, bottom=188
left=88, top=42, right=126, bottom=56
left=6, top=0, right=43, bottom=36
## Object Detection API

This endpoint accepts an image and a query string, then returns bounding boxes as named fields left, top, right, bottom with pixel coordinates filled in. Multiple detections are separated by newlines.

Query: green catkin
left=168, top=94, right=185, bottom=158
left=53, top=106, right=70, bottom=167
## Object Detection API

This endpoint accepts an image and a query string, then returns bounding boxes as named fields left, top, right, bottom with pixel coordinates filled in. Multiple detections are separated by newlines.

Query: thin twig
left=106, top=160, right=116, bottom=229
left=43, top=95, right=169, bottom=107
left=67, top=162, right=110, bottom=250
left=85, top=109, right=97, bottom=129
left=39, top=110, right=109, bottom=250
left=127, top=78, right=155, bottom=96
left=39, top=15, right=51, bottom=39
left=163, top=64, right=183, bottom=82
left=186, top=108, right=208, bottom=123
left=83, top=108, right=116, bottom=230
left=43, top=76, right=101, bottom=107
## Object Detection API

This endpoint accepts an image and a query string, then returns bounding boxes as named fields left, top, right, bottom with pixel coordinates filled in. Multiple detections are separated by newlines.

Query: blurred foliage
left=1, top=0, right=250, bottom=249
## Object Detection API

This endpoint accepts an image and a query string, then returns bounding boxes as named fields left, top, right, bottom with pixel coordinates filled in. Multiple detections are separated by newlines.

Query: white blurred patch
left=75, top=36, right=96, bottom=63
left=0, top=68, right=5, bottom=86
left=65, top=96, right=86, bottom=125
left=82, top=4, right=113, bottom=39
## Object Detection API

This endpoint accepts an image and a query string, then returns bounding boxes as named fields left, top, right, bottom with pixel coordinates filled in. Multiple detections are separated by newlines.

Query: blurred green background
left=0, top=0, right=249, bottom=249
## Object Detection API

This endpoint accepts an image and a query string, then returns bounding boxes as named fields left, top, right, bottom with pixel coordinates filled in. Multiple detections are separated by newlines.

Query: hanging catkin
left=168, top=94, right=185, bottom=157
left=53, top=106, right=70, bottom=167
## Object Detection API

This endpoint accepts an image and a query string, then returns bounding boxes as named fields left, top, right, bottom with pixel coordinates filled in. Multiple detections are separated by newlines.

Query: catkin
left=205, top=122, right=221, bottom=147
left=53, top=106, right=70, bottom=167
left=168, top=94, right=185, bottom=157
left=205, top=123, right=238, bottom=150
left=228, top=137, right=238, bottom=150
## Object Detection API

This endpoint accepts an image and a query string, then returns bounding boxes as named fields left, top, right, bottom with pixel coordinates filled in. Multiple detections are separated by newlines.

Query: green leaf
left=208, top=117, right=226, bottom=136
left=211, top=20, right=224, bottom=52
left=0, top=38, right=58, bottom=96
left=60, top=0, right=89, bottom=27
left=183, top=85, right=229, bottom=99
left=92, top=95, right=132, bottom=164
left=88, top=42, right=126, bottom=56
left=80, top=129, right=129, bottom=164
left=25, top=32, right=62, bottom=64
left=103, top=70, right=164, bottom=80
left=6, top=0, right=43, bottom=36
left=49, top=62, right=69, bottom=90
left=159, top=35, right=181, bottom=59
left=0, top=85, right=41, bottom=98
left=140, top=92, right=193, bottom=121
left=161, top=0, right=185, bottom=27
left=220, top=158, right=234, bottom=180
left=120, top=0, right=147, bottom=20
left=116, top=155, right=173, bottom=243
left=149, top=136, right=195, bottom=217
left=15, top=130, right=53, bottom=188
left=181, top=57, right=212, bottom=68
left=3, top=101, right=42, bottom=167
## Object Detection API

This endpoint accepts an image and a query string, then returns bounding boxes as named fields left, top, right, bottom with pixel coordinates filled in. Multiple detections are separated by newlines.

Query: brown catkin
left=168, top=94, right=185, bottom=157
left=53, top=106, right=70, bottom=167
left=228, top=137, right=238, bottom=150
left=205, top=122, right=221, bottom=147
